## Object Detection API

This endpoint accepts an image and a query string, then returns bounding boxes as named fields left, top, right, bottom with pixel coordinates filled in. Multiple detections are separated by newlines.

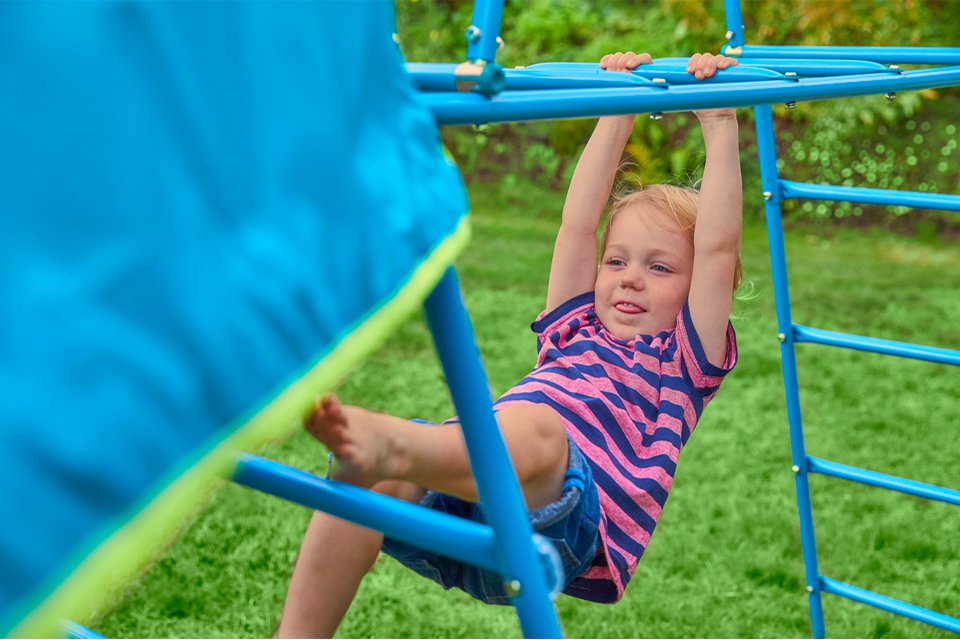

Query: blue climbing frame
left=226, top=1, right=960, bottom=637
left=728, top=0, right=960, bottom=636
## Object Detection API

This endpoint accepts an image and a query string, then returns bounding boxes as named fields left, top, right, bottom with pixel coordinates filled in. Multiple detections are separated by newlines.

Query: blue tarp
left=0, top=2, right=467, bottom=634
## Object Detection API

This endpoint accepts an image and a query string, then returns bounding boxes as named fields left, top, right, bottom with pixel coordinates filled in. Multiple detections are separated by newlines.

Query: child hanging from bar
left=279, top=51, right=743, bottom=637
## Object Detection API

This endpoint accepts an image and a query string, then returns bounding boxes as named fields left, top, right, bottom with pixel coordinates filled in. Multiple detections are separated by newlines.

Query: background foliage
left=397, top=0, right=960, bottom=237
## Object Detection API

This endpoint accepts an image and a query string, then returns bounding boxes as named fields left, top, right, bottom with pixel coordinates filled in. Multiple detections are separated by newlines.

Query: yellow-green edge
left=11, top=215, right=471, bottom=638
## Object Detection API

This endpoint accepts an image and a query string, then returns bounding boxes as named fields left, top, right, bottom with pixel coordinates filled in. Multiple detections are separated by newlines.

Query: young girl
left=279, top=51, right=742, bottom=637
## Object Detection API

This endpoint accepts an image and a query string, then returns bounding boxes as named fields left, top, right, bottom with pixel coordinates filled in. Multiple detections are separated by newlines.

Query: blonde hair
left=599, top=184, right=743, bottom=292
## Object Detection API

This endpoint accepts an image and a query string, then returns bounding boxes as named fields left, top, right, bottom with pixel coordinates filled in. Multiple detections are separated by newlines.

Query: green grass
left=97, top=179, right=959, bottom=638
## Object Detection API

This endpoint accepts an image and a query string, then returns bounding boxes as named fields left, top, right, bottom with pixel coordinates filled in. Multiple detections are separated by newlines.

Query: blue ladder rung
left=793, top=325, right=960, bottom=366
left=232, top=454, right=500, bottom=573
left=807, top=457, right=960, bottom=507
left=820, top=576, right=960, bottom=634
left=780, top=180, right=960, bottom=212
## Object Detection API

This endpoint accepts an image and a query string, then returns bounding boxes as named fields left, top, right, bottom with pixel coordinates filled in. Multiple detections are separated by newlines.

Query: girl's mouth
left=614, top=302, right=644, bottom=314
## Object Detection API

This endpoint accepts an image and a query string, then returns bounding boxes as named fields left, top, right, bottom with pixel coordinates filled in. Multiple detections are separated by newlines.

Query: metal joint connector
left=777, top=332, right=786, bottom=342
left=725, top=30, right=734, bottom=40
left=504, top=579, right=521, bottom=597
left=464, top=25, right=481, bottom=44
left=496, top=36, right=504, bottom=49
left=649, top=112, right=663, bottom=120
left=785, top=101, right=797, bottom=109
left=885, top=92, right=897, bottom=101
left=806, top=585, right=814, bottom=593
left=792, top=465, right=800, bottom=473
left=763, top=191, right=773, bottom=201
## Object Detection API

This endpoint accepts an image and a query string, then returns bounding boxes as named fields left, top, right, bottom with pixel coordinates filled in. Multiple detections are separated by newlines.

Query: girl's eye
left=651, top=264, right=670, bottom=273
left=606, top=258, right=625, bottom=267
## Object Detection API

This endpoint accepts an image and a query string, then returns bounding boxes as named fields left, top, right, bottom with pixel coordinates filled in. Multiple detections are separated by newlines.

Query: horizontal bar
left=527, top=61, right=786, bottom=84
left=740, top=45, right=960, bottom=65
left=232, top=454, right=500, bottom=573
left=64, top=621, right=105, bottom=639
left=658, top=56, right=894, bottom=77
left=807, top=457, right=960, bottom=507
left=820, top=576, right=960, bottom=634
left=419, top=66, right=960, bottom=125
left=407, top=62, right=659, bottom=92
left=780, top=180, right=960, bottom=212
left=792, top=325, right=960, bottom=366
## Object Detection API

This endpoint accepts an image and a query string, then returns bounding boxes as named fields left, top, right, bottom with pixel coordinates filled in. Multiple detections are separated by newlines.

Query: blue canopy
left=0, top=2, right=468, bottom=634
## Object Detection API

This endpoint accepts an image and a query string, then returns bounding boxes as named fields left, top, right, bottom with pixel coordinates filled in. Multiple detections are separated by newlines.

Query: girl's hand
left=687, top=52, right=739, bottom=122
left=600, top=51, right=653, bottom=73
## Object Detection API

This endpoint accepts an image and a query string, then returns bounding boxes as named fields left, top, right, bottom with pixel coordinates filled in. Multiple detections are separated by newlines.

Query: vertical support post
left=754, top=105, right=826, bottom=639
left=464, top=0, right=504, bottom=63
left=424, top=267, right=562, bottom=639
left=723, top=0, right=745, bottom=50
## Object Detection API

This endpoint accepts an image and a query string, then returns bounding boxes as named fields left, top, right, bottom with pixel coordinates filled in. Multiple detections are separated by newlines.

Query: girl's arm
left=685, top=53, right=743, bottom=365
left=545, top=52, right=651, bottom=312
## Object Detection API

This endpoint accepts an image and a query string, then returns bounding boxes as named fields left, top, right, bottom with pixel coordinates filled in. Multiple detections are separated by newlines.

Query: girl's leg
left=277, top=479, right=425, bottom=639
left=306, top=396, right=569, bottom=510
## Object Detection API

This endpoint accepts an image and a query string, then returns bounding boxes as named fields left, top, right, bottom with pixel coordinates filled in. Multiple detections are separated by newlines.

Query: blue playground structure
left=1, top=1, right=957, bottom=638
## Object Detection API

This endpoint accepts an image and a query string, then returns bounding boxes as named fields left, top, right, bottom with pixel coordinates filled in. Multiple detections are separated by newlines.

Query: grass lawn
left=97, top=179, right=958, bottom=638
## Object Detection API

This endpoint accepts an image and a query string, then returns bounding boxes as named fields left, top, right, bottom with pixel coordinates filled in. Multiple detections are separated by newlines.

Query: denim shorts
left=381, top=433, right=601, bottom=605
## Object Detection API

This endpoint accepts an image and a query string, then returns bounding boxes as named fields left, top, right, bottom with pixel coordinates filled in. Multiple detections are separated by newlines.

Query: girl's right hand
left=600, top=51, right=652, bottom=73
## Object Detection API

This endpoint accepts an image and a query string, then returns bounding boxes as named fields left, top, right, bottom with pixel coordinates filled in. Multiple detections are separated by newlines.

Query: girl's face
left=594, top=204, right=694, bottom=340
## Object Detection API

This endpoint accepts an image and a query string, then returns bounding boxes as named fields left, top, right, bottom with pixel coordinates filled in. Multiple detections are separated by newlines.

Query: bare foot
left=305, top=395, right=407, bottom=488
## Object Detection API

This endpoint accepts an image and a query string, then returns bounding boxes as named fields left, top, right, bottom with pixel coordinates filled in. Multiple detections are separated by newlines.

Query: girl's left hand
left=687, top=52, right=739, bottom=122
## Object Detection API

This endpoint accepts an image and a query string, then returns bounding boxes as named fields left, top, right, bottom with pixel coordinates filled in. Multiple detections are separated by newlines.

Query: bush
left=397, top=0, right=960, bottom=234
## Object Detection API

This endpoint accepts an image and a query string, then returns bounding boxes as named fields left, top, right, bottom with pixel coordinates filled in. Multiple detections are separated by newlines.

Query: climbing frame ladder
left=728, top=1, right=960, bottom=635
left=233, top=269, right=564, bottom=638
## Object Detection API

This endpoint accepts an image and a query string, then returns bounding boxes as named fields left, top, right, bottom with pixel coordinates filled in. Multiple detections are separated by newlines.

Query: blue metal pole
left=754, top=104, right=826, bottom=638
left=464, top=0, right=504, bottom=63
left=423, top=268, right=562, bottom=638
left=739, top=44, right=960, bottom=65
left=820, top=577, right=960, bottom=634
left=807, top=457, right=960, bottom=507
left=723, top=0, right=745, bottom=50
left=64, top=621, right=106, bottom=639
left=656, top=57, right=894, bottom=77
left=525, top=61, right=786, bottom=84
left=792, top=325, right=960, bottom=366
left=418, top=66, right=960, bottom=125
left=232, top=455, right=502, bottom=572
left=780, top=180, right=960, bottom=212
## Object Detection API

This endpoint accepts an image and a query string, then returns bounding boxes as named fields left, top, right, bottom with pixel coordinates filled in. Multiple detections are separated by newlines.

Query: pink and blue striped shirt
left=494, top=292, right=738, bottom=602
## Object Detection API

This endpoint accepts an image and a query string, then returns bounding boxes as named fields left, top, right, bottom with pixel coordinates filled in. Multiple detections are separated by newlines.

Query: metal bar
left=419, top=66, right=960, bottom=125
left=408, top=62, right=659, bottom=92
left=526, top=61, right=786, bottom=84
left=781, top=180, right=960, bottom=212
left=231, top=454, right=501, bottom=573
left=807, top=457, right=960, bottom=507
left=657, top=57, right=894, bottom=77
left=423, top=269, right=562, bottom=639
left=793, top=325, right=960, bottom=366
left=755, top=104, right=826, bottom=638
left=64, top=621, right=106, bottom=639
left=740, top=44, right=960, bottom=65
left=820, top=577, right=960, bottom=634
left=723, top=0, right=745, bottom=49
left=464, top=0, right=504, bottom=63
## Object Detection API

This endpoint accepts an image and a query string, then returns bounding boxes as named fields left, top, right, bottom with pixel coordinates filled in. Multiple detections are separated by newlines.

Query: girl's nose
left=620, top=268, right=644, bottom=290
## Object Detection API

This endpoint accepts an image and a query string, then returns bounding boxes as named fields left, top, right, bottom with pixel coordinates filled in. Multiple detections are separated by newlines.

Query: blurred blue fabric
left=0, top=2, right=467, bottom=632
